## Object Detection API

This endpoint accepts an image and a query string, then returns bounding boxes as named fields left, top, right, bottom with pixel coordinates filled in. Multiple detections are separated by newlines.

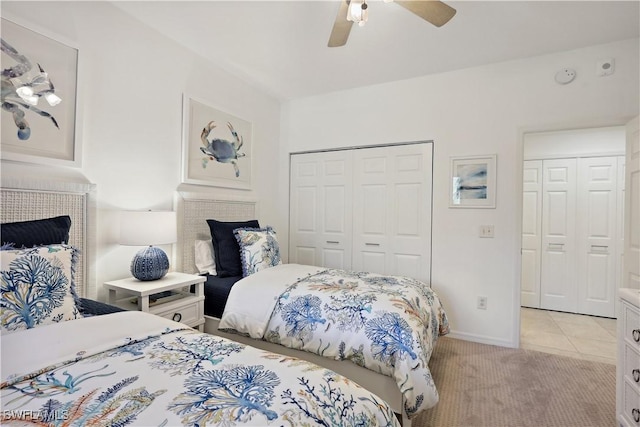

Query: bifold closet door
left=521, top=160, right=543, bottom=308
left=540, top=158, right=578, bottom=313
left=289, top=151, right=353, bottom=269
left=577, top=156, right=619, bottom=317
left=352, top=143, right=433, bottom=283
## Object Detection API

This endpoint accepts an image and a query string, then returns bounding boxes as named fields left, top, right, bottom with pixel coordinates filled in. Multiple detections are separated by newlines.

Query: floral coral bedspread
left=219, top=264, right=450, bottom=419
left=1, top=311, right=399, bottom=426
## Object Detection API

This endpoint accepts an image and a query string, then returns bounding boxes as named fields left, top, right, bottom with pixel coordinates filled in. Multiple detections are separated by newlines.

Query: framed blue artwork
left=450, top=154, right=497, bottom=208
left=181, top=94, right=252, bottom=190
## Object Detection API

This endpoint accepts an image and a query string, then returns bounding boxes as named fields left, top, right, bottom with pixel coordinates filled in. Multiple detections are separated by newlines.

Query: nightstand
left=104, top=272, right=206, bottom=332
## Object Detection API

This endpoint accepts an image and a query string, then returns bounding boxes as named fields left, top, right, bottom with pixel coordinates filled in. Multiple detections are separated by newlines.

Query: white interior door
left=289, top=151, right=353, bottom=269
left=624, top=116, right=640, bottom=290
left=521, top=160, right=543, bottom=308
left=540, top=158, right=578, bottom=312
left=576, top=157, right=618, bottom=317
left=352, top=143, right=433, bottom=283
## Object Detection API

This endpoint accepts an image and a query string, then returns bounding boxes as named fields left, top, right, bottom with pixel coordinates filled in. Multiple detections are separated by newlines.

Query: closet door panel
left=577, top=157, right=617, bottom=317
left=353, top=149, right=390, bottom=274
left=353, top=144, right=432, bottom=282
left=541, top=158, right=577, bottom=312
left=290, top=151, right=353, bottom=269
left=290, top=159, right=320, bottom=265
left=295, top=247, right=317, bottom=266
left=324, top=185, right=347, bottom=233
left=521, top=161, right=543, bottom=308
left=361, top=184, right=387, bottom=236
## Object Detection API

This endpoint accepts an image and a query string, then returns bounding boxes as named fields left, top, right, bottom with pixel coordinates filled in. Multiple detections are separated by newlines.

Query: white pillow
left=195, top=239, right=216, bottom=275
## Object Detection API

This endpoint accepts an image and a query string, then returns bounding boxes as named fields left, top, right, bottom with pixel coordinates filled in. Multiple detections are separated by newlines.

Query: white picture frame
left=181, top=94, right=252, bottom=190
left=449, top=154, right=497, bottom=208
left=1, top=17, right=80, bottom=167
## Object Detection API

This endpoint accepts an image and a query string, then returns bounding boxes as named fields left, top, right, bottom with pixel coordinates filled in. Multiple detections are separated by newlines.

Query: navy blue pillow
left=1, top=216, right=72, bottom=248
left=207, top=219, right=259, bottom=277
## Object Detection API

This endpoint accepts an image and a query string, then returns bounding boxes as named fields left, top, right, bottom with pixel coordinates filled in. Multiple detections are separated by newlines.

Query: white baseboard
left=446, top=330, right=517, bottom=349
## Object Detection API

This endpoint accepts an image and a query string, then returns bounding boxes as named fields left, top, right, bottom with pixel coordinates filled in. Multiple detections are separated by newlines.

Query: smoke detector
left=554, top=68, right=576, bottom=85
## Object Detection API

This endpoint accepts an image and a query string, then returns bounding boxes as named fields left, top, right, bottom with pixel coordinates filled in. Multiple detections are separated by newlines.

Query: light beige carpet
left=412, top=336, right=615, bottom=427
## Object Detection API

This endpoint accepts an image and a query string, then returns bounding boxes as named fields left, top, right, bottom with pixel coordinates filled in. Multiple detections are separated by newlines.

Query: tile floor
left=520, top=307, right=616, bottom=365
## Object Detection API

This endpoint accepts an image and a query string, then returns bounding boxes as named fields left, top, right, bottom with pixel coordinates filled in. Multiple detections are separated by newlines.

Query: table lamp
left=120, top=210, right=177, bottom=281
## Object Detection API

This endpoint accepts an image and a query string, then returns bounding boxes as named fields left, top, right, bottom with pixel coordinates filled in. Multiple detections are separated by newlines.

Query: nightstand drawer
left=624, top=345, right=640, bottom=386
left=622, top=379, right=640, bottom=425
left=623, top=304, right=640, bottom=348
left=153, top=296, right=203, bottom=326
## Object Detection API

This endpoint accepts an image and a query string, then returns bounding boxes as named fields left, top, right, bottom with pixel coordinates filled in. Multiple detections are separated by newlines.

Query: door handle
left=326, top=240, right=339, bottom=244
left=365, top=243, right=380, bottom=246
left=633, top=329, right=640, bottom=343
left=633, top=368, right=640, bottom=383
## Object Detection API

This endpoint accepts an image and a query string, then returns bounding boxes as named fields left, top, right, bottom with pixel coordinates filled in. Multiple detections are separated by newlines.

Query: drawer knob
left=633, top=329, right=640, bottom=343
left=633, top=408, right=640, bottom=423
left=172, top=313, right=182, bottom=322
left=634, top=369, right=640, bottom=383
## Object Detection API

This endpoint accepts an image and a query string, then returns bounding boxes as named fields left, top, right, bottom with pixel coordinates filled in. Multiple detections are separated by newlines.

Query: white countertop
left=619, top=287, right=640, bottom=309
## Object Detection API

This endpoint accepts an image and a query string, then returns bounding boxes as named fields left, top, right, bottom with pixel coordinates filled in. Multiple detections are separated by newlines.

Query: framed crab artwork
left=181, top=95, right=252, bottom=190
left=1, top=17, right=80, bottom=167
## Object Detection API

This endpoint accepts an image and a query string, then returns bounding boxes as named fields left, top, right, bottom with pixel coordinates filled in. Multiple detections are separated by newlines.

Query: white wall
left=1, top=2, right=283, bottom=299
left=282, top=38, right=640, bottom=347
left=3, top=1, right=638, bottom=348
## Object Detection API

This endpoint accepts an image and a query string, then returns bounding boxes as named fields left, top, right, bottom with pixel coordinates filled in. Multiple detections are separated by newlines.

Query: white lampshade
left=120, top=211, right=177, bottom=246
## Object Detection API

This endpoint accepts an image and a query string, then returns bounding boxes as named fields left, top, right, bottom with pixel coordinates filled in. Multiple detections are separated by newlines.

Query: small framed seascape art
left=449, top=154, right=497, bottom=208
left=1, top=17, right=80, bottom=167
left=181, top=95, right=252, bottom=190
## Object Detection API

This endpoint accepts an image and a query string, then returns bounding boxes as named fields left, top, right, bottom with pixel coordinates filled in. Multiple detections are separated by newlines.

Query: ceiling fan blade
left=396, top=0, right=456, bottom=27
left=328, top=0, right=354, bottom=47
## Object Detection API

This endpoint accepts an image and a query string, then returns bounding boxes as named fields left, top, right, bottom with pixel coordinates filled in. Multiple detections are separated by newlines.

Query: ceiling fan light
left=347, top=0, right=368, bottom=25
left=45, top=92, right=62, bottom=106
left=15, top=86, right=34, bottom=98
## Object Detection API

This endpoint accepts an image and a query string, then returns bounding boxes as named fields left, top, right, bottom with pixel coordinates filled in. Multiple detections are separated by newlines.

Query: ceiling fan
left=328, top=0, right=456, bottom=47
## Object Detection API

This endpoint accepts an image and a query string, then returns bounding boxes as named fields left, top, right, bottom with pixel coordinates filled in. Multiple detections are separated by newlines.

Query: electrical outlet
left=479, top=225, right=494, bottom=238
left=477, top=296, right=487, bottom=310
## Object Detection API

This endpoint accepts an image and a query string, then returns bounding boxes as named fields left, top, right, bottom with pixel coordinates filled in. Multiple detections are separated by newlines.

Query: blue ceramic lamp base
left=131, top=246, right=169, bottom=281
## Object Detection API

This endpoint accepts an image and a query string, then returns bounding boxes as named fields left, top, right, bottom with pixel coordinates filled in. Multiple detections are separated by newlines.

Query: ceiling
left=114, top=1, right=640, bottom=101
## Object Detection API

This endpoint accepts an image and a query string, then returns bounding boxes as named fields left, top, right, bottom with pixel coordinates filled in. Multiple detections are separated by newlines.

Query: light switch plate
left=479, top=225, right=494, bottom=238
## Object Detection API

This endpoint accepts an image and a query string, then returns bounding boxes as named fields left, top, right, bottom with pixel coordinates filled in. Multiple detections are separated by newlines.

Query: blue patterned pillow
left=1, top=244, right=82, bottom=334
left=234, top=227, right=282, bottom=277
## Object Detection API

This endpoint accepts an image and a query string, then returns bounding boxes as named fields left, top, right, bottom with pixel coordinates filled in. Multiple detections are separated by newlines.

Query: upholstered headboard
left=176, top=192, right=258, bottom=275
left=1, top=178, right=96, bottom=298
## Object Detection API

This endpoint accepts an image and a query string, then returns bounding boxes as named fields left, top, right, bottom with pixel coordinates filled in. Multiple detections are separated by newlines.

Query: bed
left=1, top=183, right=401, bottom=426
left=1, top=311, right=400, bottom=426
left=175, top=192, right=449, bottom=426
